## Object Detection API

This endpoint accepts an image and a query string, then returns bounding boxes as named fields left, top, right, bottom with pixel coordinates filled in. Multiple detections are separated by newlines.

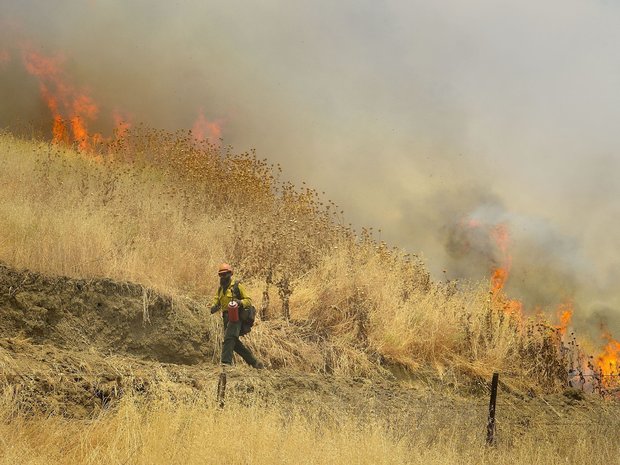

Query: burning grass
left=0, top=130, right=618, bottom=391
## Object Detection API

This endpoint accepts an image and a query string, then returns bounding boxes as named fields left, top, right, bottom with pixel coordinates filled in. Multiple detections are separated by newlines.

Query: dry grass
left=0, top=130, right=576, bottom=387
left=1, top=130, right=619, bottom=464
left=0, top=391, right=618, bottom=465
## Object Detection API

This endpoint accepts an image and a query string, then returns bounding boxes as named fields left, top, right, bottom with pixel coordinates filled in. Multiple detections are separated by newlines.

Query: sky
left=1, top=0, right=619, bottom=335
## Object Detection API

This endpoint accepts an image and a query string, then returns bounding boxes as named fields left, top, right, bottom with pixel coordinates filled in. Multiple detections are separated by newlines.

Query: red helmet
left=218, top=263, right=233, bottom=275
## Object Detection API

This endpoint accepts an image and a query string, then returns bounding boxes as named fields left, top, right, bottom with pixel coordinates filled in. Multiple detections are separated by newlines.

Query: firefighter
left=210, top=263, right=264, bottom=369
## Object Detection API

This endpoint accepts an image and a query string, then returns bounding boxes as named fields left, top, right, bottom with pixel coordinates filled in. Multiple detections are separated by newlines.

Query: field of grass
left=1, top=390, right=618, bottom=465
left=0, top=130, right=618, bottom=464
left=0, top=130, right=573, bottom=387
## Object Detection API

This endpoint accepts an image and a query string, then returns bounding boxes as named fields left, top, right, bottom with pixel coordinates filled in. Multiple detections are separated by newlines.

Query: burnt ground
left=0, top=263, right=614, bottom=433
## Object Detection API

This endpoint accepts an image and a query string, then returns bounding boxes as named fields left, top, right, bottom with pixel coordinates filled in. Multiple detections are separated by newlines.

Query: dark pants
left=222, top=312, right=257, bottom=366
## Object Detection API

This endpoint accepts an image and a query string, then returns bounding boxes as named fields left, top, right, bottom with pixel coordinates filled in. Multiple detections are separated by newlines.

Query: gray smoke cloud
left=1, top=0, right=619, bottom=337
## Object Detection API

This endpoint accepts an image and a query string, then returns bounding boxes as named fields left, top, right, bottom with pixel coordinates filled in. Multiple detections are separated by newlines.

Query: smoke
left=2, top=0, right=620, bottom=335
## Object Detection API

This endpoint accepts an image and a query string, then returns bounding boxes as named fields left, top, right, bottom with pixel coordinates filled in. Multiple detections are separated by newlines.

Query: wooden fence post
left=217, top=371, right=227, bottom=408
left=486, top=372, right=499, bottom=446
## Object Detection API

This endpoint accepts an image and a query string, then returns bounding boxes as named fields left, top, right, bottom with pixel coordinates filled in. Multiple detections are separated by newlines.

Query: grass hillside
left=0, top=129, right=571, bottom=390
left=1, top=130, right=618, bottom=465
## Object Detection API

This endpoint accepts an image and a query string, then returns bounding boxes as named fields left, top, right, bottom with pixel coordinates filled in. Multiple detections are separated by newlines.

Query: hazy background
left=1, top=0, right=619, bottom=336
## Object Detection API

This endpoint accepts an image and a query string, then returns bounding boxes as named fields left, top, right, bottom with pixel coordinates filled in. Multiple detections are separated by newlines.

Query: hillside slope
left=0, top=262, right=618, bottom=465
left=0, top=131, right=579, bottom=393
left=0, top=132, right=619, bottom=464
left=0, top=261, right=495, bottom=419
left=0, top=261, right=608, bottom=420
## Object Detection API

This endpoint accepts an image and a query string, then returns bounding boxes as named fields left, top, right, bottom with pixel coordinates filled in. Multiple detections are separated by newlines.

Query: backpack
left=232, top=281, right=257, bottom=336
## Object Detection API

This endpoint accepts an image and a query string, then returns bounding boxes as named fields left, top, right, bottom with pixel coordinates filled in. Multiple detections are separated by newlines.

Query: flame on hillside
left=461, top=216, right=620, bottom=391
left=191, top=109, right=222, bottom=145
left=458, top=219, right=580, bottom=329
left=2, top=40, right=221, bottom=151
left=112, top=110, right=132, bottom=140
left=489, top=224, right=513, bottom=293
left=556, top=300, right=573, bottom=336
left=479, top=222, right=523, bottom=317
left=597, top=329, right=620, bottom=388
left=20, top=46, right=102, bottom=151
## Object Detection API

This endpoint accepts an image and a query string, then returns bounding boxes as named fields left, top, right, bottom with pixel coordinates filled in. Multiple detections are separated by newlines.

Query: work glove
left=210, top=305, right=219, bottom=314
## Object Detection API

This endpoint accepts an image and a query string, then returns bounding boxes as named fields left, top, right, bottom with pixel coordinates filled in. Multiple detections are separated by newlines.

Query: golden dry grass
left=1, top=131, right=619, bottom=464
left=0, top=391, right=618, bottom=465
left=0, top=130, right=576, bottom=387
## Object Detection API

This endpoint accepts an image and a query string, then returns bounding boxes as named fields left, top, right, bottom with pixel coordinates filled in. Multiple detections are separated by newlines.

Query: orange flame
left=4, top=39, right=222, bottom=151
left=192, top=110, right=222, bottom=144
left=503, top=298, right=523, bottom=317
left=556, top=300, right=573, bottom=336
left=491, top=266, right=509, bottom=294
left=21, top=48, right=63, bottom=77
left=20, top=46, right=99, bottom=151
left=490, top=223, right=510, bottom=256
left=487, top=224, right=524, bottom=319
left=52, top=115, right=69, bottom=144
left=112, top=111, right=132, bottom=139
left=460, top=217, right=517, bottom=309
left=597, top=330, right=620, bottom=386
left=490, top=223, right=513, bottom=294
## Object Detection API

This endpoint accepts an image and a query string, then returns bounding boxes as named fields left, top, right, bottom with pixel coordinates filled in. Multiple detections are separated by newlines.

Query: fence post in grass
left=217, top=370, right=227, bottom=408
left=486, top=372, right=499, bottom=446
